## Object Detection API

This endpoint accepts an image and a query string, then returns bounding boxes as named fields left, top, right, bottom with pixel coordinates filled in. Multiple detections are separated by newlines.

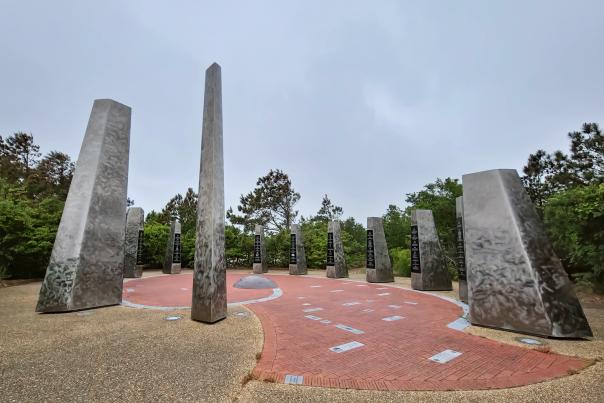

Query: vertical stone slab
left=191, top=63, right=227, bottom=323
left=252, top=224, right=268, bottom=274
left=463, top=169, right=592, bottom=338
left=36, top=99, right=131, bottom=312
left=366, top=217, right=393, bottom=283
left=163, top=220, right=181, bottom=274
left=289, top=224, right=307, bottom=275
left=326, top=220, right=347, bottom=278
left=455, top=197, right=468, bottom=302
left=124, top=207, right=145, bottom=278
left=410, top=210, right=452, bottom=291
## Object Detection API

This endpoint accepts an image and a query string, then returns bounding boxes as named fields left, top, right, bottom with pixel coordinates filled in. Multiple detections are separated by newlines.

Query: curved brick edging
left=119, top=272, right=589, bottom=391
left=247, top=275, right=589, bottom=391
left=121, top=273, right=282, bottom=309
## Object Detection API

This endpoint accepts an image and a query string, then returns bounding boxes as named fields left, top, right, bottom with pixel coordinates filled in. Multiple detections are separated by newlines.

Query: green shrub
left=544, top=184, right=604, bottom=293
left=390, top=248, right=411, bottom=277
left=143, top=222, right=169, bottom=267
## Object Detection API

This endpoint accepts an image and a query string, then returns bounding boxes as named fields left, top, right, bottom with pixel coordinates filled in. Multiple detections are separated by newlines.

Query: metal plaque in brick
left=290, top=234, right=297, bottom=264
left=456, top=217, right=467, bottom=280
left=326, top=232, right=335, bottom=266
left=410, top=225, right=420, bottom=273
left=366, top=230, right=375, bottom=269
left=253, top=235, right=261, bottom=263
left=172, top=233, right=181, bottom=263
left=136, top=229, right=144, bottom=265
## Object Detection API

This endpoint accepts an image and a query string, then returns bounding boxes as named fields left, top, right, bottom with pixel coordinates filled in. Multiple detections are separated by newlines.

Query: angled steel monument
left=252, top=225, right=268, bottom=274
left=163, top=220, right=182, bottom=274
left=410, top=209, right=452, bottom=291
left=463, top=169, right=592, bottom=338
left=36, top=99, right=131, bottom=312
left=366, top=217, right=394, bottom=283
left=124, top=207, right=145, bottom=278
left=192, top=63, right=227, bottom=323
left=289, top=224, right=307, bottom=275
left=326, top=220, right=347, bottom=278
left=455, top=197, right=468, bottom=303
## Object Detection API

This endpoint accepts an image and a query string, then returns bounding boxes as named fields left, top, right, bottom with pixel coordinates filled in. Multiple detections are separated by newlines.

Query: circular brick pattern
left=122, top=273, right=276, bottom=308
left=123, top=272, right=589, bottom=391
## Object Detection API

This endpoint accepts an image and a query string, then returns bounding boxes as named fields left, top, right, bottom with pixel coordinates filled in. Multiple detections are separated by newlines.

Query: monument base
left=366, top=268, right=394, bottom=283
left=289, top=264, right=307, bottom=275
left=191, top=303, right=227, bottom=324
left=163, top=264, right=181, bottom=274
left=411, top=272, right=452, bottom=291
left=326, top=266, right=347, bottom=278
left=124, top=265, right=144, bottom=278
left=459, top=279, right=468, bottom=303
left=252, top=263, right=267, bottom=274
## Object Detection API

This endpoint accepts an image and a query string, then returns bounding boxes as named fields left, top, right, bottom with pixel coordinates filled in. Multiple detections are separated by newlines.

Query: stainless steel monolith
left=252, top=225, right=268, bottom=274
left=289, top=224, right=307, bottom=275
left=366, top=217, right=393, bottom=283
left=410, top=209, right=452, bottom=291
left=163, top=220, right=181, bottom=274
left=326, top=220, right=347, bottom=278
left=455, top=197, right=468, bottom=302
left=191, top=63, right=227, bottom=323
left=463, top=169, right=592, bottom=338
left=36, top=99, right=131, bottom=312
left=124, top=207, right=144, bottom=278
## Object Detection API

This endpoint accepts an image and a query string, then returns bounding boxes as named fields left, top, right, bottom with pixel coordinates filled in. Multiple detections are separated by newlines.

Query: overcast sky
left=1, top=1, right=603, bottom=223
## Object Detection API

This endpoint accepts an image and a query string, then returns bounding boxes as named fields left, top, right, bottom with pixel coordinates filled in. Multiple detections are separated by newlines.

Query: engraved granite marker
left=252, top=224, right=268, bottom=274
left=124, top=207, right=144, bottom=278
left=289, top=224, right=307, bottom=275
left=191, top=63, right=227, bottom=323
left=326, top=220, right=347, bottom=278
left=463, top=169, right=592, bottom=337
left=365, top=217, right=393, bottom=283
left=163, top=220, right=182, bottom=274
left=455, top=197, right=468, bottom=303
left=36, top=99, right=131, bottom=312
left=410, top=210, right=452, bottom=291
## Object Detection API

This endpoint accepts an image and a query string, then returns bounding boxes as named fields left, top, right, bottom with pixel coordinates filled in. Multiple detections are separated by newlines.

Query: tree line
left=1, top=124, right=602, bottom=292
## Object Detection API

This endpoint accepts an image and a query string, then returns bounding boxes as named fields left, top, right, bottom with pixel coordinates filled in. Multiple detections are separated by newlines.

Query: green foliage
left=315, top=194, right=343, bottom=221
left=390, top=248, right=411, bottom=277
left=225, top=224, right=254, bottom=267
left=382, top=204, right=409, bottom=252
left=0, top=178, right=63, bottom=278
left=227, top=169, right=300, bottom=233
left=180, top=230, right=196, bottom=268
left=300, top=219, right=328, bottom=268
left=142, top=222, right=169, bottom=267
left=523, top=122, right=603, bottom=213
left=265, top=228, right=290, bottom=267
left=341, top=217, right=365, bottom=268
left=543, top=184, right=604, bottom=292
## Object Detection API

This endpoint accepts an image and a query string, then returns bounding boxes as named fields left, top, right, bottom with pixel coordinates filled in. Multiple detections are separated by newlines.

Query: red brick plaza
left=123, top=272, right=588, bottom=391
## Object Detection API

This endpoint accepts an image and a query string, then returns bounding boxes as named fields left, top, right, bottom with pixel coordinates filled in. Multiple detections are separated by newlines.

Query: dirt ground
left=0, top=268, right=602, bottom=402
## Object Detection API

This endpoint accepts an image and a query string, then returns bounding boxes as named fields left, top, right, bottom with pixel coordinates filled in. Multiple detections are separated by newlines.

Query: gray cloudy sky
left=1, top=1, right=603, bottom=223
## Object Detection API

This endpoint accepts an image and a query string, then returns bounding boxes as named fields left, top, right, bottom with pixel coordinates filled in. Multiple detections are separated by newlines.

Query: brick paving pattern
left=123, top=273, right=589, bottom=391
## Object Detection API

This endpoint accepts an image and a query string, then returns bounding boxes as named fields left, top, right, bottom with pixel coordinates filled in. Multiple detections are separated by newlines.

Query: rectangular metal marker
left=329, top=341, right=364, bottom=353
left=429, top=349, right=462, bottom=364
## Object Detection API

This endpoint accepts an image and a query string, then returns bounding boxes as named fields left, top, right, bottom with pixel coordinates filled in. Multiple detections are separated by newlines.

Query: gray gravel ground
left=1, top=269, right=602, bottom=403
left=0, top=280, right=262, bottom=402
